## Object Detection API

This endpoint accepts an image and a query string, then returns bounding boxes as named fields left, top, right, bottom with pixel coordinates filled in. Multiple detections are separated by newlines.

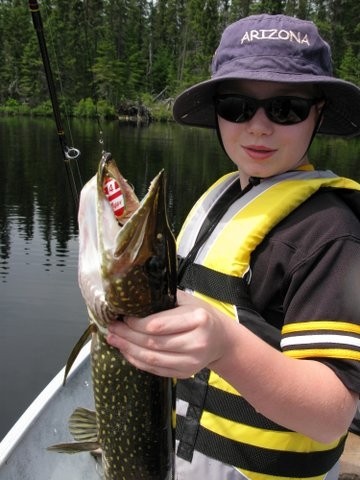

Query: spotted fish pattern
left=92, top=333, right=174, bottom=479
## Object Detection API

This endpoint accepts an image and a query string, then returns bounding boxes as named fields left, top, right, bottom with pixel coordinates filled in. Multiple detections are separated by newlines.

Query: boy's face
left=217, top=80, right=324, bottom=187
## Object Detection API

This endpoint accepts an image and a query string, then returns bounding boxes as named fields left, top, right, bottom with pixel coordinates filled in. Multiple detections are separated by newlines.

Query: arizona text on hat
left=173, top=14, right=360, bottom=137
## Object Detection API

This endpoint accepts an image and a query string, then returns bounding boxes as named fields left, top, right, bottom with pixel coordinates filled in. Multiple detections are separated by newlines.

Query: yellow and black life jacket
left=176, top=167, right=360, bottom=480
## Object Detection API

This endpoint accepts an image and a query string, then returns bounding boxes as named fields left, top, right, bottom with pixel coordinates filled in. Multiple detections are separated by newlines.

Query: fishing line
left=29, top=0, right=83, bottom=211
left=80, top=5, right=107, bottom=154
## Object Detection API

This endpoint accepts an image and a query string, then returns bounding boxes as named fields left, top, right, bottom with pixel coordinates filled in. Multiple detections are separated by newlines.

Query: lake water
left=0, top=116, right=359, bottom=441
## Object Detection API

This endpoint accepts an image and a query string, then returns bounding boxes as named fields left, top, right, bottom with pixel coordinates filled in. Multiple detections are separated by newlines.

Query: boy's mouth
left=243, top=145, right=277, bottom=160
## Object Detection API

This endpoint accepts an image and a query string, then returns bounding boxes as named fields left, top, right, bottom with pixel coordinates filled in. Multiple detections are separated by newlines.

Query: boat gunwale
left=0, top=342, right=91, bottom=467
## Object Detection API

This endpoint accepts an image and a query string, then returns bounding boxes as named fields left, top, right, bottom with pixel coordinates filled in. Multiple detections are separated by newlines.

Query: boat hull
left=0, top=343, right=102, bottom=480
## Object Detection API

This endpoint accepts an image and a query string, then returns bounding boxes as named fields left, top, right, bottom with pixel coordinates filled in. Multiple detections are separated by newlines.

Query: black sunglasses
left=214, top=94, right=321, bottom=125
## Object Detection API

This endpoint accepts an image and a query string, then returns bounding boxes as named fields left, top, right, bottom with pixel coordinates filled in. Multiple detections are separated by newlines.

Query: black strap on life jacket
left=177, top=254, right=282, bottom=345
left=177, top=413, right=346, bottom=477
left=176, top=368, right=211, bottom=462
left=177, top=259, right=252, bottom=307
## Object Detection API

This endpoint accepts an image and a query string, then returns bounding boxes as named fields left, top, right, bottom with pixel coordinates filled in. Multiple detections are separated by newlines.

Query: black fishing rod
left=29, top=0, right=83, bottom=210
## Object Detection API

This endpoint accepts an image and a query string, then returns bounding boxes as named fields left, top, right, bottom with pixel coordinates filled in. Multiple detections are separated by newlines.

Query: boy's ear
left=316, top=99, right=326, bottom=112
left=316, top=100, right=326, bottom=130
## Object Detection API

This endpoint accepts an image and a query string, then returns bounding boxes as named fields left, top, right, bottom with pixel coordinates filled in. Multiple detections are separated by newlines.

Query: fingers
left=108, top=307, right=208, bottom=356
left=112, top=344, right=197, bottom=379
left=107, top=321, right=200, bottom=378
left=106, top=303, right=213, bottom=378
left=111, top=299, right=208, bottom=338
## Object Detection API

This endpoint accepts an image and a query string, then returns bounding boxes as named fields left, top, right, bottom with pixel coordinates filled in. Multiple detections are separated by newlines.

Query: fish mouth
left=98, top=152, right=139, bottom=225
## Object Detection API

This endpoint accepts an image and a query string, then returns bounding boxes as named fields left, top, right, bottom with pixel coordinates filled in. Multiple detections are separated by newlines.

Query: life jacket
left=176, top=168, right=360, bottom=480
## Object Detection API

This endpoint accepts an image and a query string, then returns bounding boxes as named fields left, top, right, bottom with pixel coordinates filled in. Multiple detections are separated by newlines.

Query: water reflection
left=0, top=117, right=233, bottom=282
left=0, top=118, right=79, bottom=282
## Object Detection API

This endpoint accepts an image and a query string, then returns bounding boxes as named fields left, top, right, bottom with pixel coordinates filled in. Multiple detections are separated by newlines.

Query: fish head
left=78, top=152, right=176, bottom=325
left=78, top=152, right=141, bottom=325
left=99, top=167, right=177, bottom=317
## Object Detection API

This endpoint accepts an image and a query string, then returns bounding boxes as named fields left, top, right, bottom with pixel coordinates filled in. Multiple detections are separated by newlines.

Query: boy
left=107, top=14, right=360, bottom=480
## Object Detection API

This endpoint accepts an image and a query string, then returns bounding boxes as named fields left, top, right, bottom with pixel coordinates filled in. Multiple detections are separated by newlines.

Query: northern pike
left=49, top=152, right=177, bottom=480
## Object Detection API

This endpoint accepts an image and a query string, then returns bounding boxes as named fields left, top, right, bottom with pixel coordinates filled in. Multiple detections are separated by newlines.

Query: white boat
left=0, top=343, right=103, bottom=480
left=0, top=341, right=359, bottom=480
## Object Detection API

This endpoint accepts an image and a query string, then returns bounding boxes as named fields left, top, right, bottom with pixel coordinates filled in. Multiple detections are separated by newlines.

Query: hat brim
left=173, top=73, right=360, bottom=137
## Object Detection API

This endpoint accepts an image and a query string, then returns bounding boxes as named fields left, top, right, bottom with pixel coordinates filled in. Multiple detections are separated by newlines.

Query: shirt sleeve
left=249, top=190, right=360, bottom=393
left=281, top=237, right=360, bottom=392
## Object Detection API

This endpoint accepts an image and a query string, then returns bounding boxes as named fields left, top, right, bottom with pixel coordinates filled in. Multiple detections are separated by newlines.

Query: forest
left=0, top=0, right=359, bottom=119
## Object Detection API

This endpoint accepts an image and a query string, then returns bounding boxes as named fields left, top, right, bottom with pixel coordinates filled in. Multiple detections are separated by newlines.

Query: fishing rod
left=29, top=0, right=83, bottom=210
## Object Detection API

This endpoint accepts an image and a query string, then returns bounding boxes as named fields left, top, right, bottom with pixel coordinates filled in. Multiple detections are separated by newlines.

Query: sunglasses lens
left=215, top=96, right=256, bottom=123
left=215, top=95, right=315, bottom=125
left=267, top=97, right=311, bottom=124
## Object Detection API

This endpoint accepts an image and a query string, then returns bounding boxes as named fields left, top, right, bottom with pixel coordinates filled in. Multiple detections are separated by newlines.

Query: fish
left=48, top=152, right=177, bottom=480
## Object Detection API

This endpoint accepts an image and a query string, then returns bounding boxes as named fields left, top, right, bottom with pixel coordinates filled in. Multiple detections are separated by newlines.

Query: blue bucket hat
left=173, top=14, right=360, bottom=137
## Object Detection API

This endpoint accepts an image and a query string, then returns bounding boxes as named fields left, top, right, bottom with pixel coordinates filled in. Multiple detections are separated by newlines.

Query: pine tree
left=0, top=0, right=358, bottom=113
left=0, top=1, right=32, bottom=102
left=338, top=45, right=360, bottom=84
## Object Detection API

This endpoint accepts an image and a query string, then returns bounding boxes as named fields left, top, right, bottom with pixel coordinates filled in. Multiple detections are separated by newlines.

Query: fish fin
left=47, top=441, right=100, bottom=454
left=63, top=324, right=95, bottom=385
left=68, top=407, right=98, bottom=442
left=47, top=407, right=99, bottom=454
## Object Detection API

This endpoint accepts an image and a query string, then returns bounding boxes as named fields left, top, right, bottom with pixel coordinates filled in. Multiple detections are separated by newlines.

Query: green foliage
left=96, top=99, right=117, bottom=119
left=250, top=0, right=285, bottom=15
left=0, top=0, right=359, bottom=119
left=338, top=46, right=360, bottom=84
left=73, top=98, right=98, bottom=117
left=0, top=98, right=31, bottom=115
left=31, top=100, right=54, bottom=116
left=91, top=38, right=124, bottom=104
left=73, top=98, right=116, bottom=118
left=139, top=92, right=173, bottom=122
